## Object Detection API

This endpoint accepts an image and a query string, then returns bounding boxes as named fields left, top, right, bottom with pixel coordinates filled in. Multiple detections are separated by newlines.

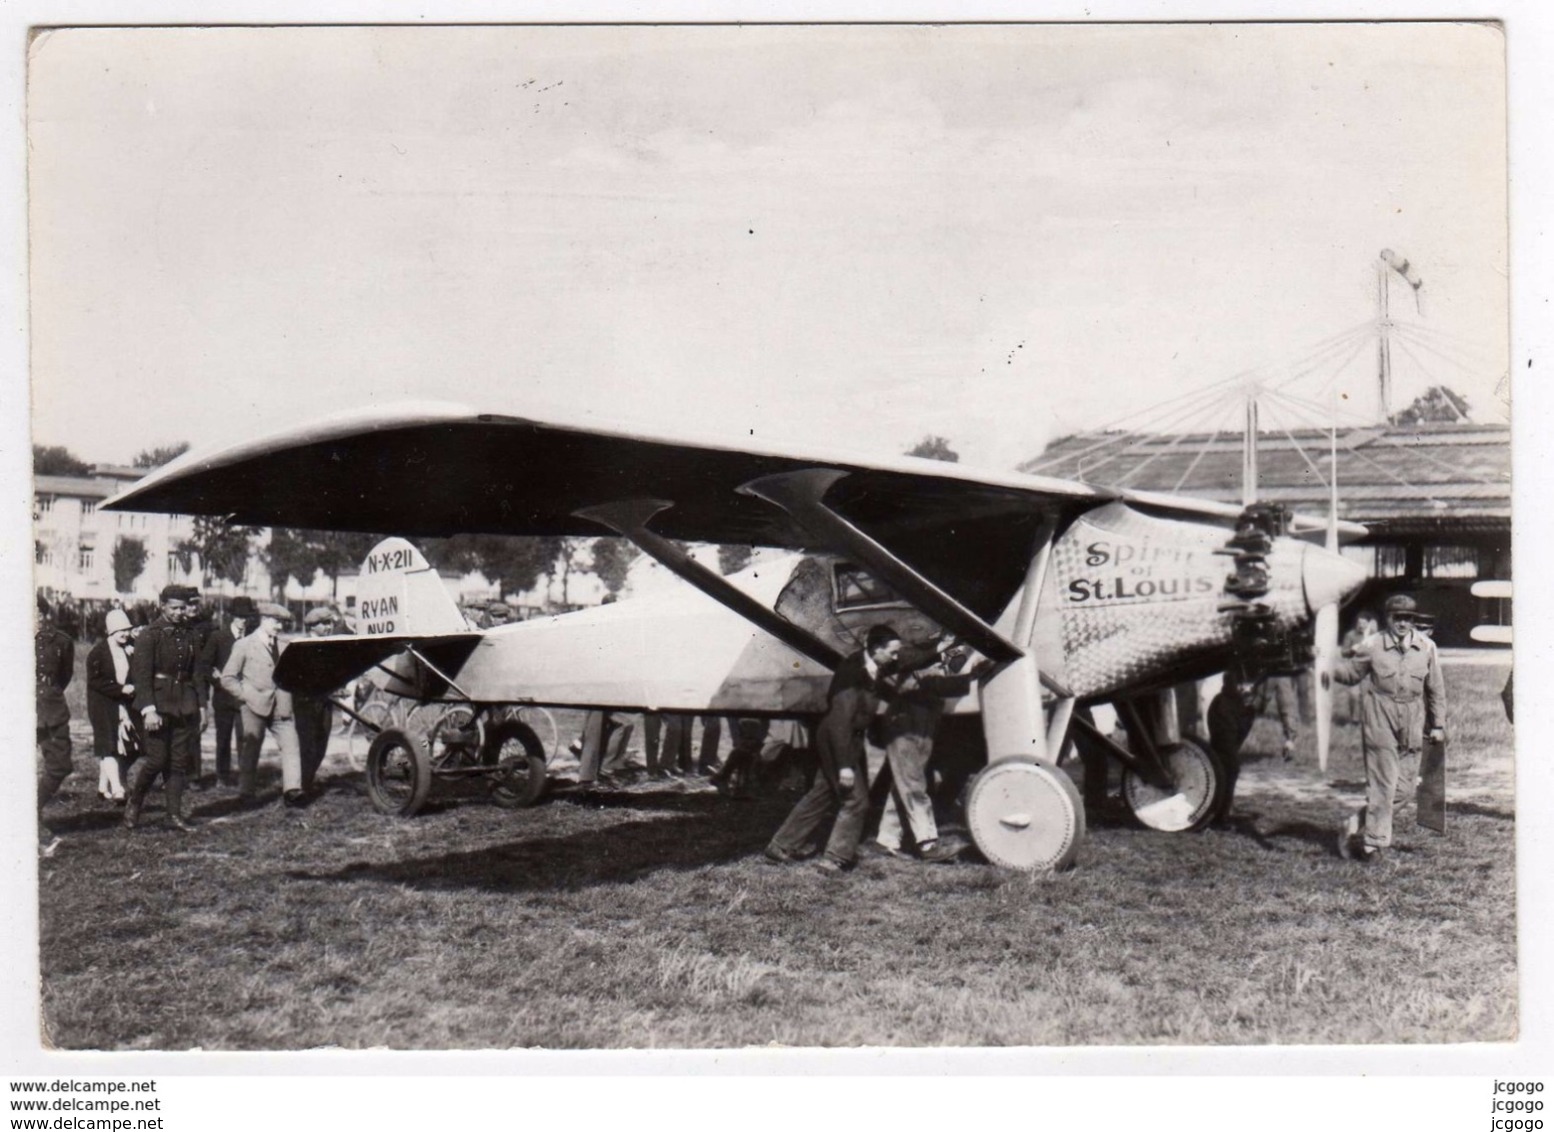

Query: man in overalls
left=1332, top=593, right=1446, bottom=864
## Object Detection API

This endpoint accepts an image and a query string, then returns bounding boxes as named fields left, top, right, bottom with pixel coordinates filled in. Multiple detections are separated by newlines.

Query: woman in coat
left=85, top=608, right=138, bottom=802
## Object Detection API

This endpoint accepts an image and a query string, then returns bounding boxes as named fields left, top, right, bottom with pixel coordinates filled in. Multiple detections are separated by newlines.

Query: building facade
left=34, top=465, right=278, bottom=603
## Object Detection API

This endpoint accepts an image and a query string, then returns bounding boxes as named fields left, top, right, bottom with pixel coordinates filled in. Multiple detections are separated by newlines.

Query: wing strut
left=738, top=468, right=1025, bottom=666
left=573, top=499, right=845, bottom=670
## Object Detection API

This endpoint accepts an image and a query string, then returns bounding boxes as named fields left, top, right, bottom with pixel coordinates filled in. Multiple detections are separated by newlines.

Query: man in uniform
left=1332, top=593, right=1446, bottom=864
left=36, top=595, right=75, bottom=855
left=125, top=585, right=207, bottom=832
left=765, top=624, right=904, bottom=873
left=200, top=595, right=255, bottom=788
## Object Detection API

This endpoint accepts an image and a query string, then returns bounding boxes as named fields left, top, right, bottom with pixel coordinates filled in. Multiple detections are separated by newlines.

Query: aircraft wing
left=105, top=400, right=1122, bottom=547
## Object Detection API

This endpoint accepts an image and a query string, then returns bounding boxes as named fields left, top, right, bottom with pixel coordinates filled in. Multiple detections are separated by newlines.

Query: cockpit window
left=833, top=563, right=903, bottom=609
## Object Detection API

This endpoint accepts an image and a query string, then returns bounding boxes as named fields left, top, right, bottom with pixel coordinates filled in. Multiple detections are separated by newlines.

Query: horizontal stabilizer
left=275, top=633, right=482, bottom=697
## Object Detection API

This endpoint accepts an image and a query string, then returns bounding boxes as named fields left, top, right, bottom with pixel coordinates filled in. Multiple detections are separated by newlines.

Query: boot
left=166, top=773, right=198, bottom=832
left=122, top=766, right=149, bottom=831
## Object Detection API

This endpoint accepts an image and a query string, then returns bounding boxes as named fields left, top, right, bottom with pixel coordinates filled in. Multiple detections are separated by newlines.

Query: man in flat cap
left=200, top=596, right=256, bottom=788
left=292, top=606, right=341, bottom=798
left=125, top=584, right=208, bottom=832
left=221, top=601, right=304, bottom=807
left=1332, top=593, right=1446, bottom=864
left=35, top=594, right=75, bottom=855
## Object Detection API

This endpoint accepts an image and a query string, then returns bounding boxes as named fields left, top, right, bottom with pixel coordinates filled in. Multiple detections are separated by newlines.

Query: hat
left=229, top=596, right=257, bottom=618
left=304, top=606, right=336, bottom=626
left=1383, top=594, right=1418, bottom=616
left=256, top=601, right=293, bottom=621
left=159, top=584, right=184, bottom=602
left=105, top=609, right=133, bottom=635
left=37, top=593, right=50, bottom=616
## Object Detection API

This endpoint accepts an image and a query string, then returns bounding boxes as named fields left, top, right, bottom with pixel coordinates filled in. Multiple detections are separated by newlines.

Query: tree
left=33, top=445, right=91, bottom=476
left=717, top=544, right=754, bottom=575
left=549, top=538, right=591, bottom=606
left=421, top=534, right=563, bottom=601
left=1391, top=385, right=1470, bottom=426
left=176, top=516, right=256, bottom=587
left=133, top=441, right=191, bottom=469
left=263, top=528, right=321, bottom=594
left=313, top=531, right=379, bottom=598
left=481, top=536, right=564, bottom=600
left=906, top=434, right=960, bottom=463
left=112, top=537, right=149, bottom=594
left=591, top=538, right=641, bottom=596
left=266, top=528, right=384, bottom=597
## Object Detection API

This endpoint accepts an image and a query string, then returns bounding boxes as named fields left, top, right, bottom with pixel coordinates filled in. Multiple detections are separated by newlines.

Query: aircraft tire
left=365, top=727, right=434, bottom=817
left=964, top=757, right=1085, bottom=871
left=1121, top=735, right=1225, bottom=832
left=483, top=719, right=549, bottom=808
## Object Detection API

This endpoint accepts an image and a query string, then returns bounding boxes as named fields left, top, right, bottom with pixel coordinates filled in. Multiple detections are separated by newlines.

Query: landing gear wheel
left=1122, top=736, right=1225, bottom=832
left=365, top=727, right=433, bottom=817
left=965, top=757, right=1085, bottom=871
left=482, top=719, right=548, bottom=808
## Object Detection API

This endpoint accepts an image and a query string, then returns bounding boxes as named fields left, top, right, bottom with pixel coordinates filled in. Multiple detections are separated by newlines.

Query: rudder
left=355, top=537, right=469, bottom=636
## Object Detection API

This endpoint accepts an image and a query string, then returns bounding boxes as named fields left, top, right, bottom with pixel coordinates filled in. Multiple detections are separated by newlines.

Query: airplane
left=104, top=401, right=1369, bottom=870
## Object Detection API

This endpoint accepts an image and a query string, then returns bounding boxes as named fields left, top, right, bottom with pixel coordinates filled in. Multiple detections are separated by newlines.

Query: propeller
left=1218, top=500, right=1362, bottom=776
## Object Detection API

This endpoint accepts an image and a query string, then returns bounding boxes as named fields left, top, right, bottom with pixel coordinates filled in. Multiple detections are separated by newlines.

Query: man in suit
left=221, top=602, right=303, bottom=807
left=86, top=607, right=137, bottom=803
left=125, top=585, right=207, bottom=832
left=35, top=595, right=75, bottom=855
left=292, top=606, right=341, bottom=797
left=765, top=624, right=904, bottom=873
left=200, top=596, right=255, bottom=788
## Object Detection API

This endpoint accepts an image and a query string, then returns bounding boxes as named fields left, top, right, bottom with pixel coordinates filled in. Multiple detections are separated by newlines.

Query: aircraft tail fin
left=354, top=537, right=470, bottom=636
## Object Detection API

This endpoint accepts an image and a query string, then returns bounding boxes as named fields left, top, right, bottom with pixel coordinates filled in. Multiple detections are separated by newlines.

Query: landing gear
left=964, top=756, right=1085, bottom=871
left=1120, top=735, right=1227, bottom=832
left=482, top=719, right=549, bottom=808
left=365, top=728, right=433, bottom=817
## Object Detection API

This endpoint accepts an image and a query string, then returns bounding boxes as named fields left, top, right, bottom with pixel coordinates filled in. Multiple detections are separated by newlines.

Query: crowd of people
left=35, top=584, right=349, bottom=855
left=38, top=583, right=1452, bottom=873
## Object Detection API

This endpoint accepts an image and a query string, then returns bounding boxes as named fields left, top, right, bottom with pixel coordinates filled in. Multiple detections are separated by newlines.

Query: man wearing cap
left=200, top=596, right=256, bottom=788
left=292, top=607, right=340, bottom=797
left=126, top=585, right=208, bottom=832
left=35, top=595, right=75, bottom=854
left=1332, top=593, right=1446, bottom=864
left=86, top=608, right=138, bottom=802
left=221, top=601, right=304, bottom=807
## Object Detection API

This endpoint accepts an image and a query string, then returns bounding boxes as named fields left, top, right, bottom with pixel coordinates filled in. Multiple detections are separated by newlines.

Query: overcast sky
left=28, top=22, right=1508, bottom=471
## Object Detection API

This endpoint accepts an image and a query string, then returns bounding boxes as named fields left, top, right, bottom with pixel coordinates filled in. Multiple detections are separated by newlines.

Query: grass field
left=36, top=659, right=1515, bottom=1049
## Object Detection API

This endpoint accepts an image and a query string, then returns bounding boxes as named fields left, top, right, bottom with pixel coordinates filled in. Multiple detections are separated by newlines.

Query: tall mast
left=1241, top=385, right=1259, bottom=506
left=1377, top=255, right=1393, bottom=424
